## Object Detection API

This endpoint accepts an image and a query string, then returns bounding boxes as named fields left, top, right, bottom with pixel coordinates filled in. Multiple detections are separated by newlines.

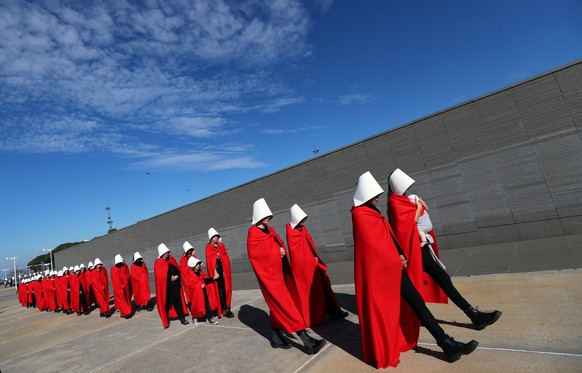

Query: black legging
left=202, top=288, right=215, bottom=319
left=400, top=270, right=445, bottom=341
left=166, top=286, right=186, bottom=319
left=421, top=245, right=471, bottom=311
left=216, top=261, right=228, bottom=310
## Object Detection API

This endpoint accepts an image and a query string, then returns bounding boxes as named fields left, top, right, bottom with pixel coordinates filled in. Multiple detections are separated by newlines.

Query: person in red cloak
left=247, top=198, right=325, bottom=355
left=285, top=204, right=348, bottom=327
left=33, top=276, right=45, bottom=311
left=388, top=168, right=502, bottom=330
left=352, top=171, right=478, bottom=367
left=206, top=228, right=234, bottom=318
left=58, top=267, right=73, bottom=314
left=180, top=241, right=197, bottom=307
left=79, top=264, right=90, bottom=313
left=69, top=265, right=87, bottom=316
left=18, top=281, right=28, bottom=307
left=43, top=272, right=57, bottom=312
left=130, top=252, right=153, bottom=312
left=91, top=258, right=111, bottom=318
left=27, top=279, right=35, bottom=308
left=184, top=256, right=220, bottom=325
left=110, top=254, right=134, bottom=319
left=154, top=243, right=189, bottom=328
left=86, top=262, right=97, bottom=309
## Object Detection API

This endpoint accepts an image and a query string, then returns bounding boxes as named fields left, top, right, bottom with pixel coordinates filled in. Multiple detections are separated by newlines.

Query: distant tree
left=27, top=242, right=83, bottom=267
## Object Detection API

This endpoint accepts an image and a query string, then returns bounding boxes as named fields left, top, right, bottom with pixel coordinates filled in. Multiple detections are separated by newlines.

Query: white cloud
left=130, top=150, right=265, bottom=172
left=260, top=125, right=326, bottom=135
left=0, top=0, right=311, bottom=171
left=336, top=93, right=375, bottom=106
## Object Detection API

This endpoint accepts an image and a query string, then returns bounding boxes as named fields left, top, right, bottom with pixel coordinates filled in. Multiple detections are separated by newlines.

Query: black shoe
left=77, top=312, right=82, bottom=316
left=124, top=314, right=133, bottom=319
left=180, top=318, right=189, bottom=325
left=105, top=312, right=111, bottom=318
left=437, top=335, right=478, bottom=363
left=100, top=313, right=106, bottom=318
left=330, top=310, right=349, bottom=321
left=297, top=330, right=326, bottom=355
left=147, top=306, right=153, bottom=312
left=465, top=307, right=502, bottom=330
left=136, top=306, right=142, bottom=312
left=270, top=328, right=292, bottom=349
left=224, top=310, right=235, bottom=318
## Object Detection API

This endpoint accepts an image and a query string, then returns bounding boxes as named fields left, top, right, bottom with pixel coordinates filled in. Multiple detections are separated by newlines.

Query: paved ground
left=1, top=234, right=581, bottom=372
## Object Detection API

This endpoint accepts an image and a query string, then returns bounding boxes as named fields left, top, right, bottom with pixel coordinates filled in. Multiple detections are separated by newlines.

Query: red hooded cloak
left=154, top=255, right=188, bottom=328
left=56, top=275, right=70, bottom=311
left=247, top=225, right=305, bottom=333
left=179, top=254, right=195, bottom=304
left=388, top=194, right=447, bottom=304
left=33, top=280, right=45, bottom=311
left=183, top=267, right=220, bottom=318
left=286, top=223, right=341, bottom=327
left=205, top=242, right=233, bottom=312
left=91, top=268, right=110, bottom=314
left=111, top=264, right=134, bottom=317
left=69, top=274, right=83, bottom=313
left=42, top=277, right=56, bottom=311
left=130, top=262, right=151, bottom=307
left=352, top=204, right=402, bottom=369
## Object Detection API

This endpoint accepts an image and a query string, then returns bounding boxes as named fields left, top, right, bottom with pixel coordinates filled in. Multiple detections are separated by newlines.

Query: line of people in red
left=17, top=228, right=235, bottom=326
left=17, top=168, right=501, bottom=369
left=17, top=254, right=154, bottom=318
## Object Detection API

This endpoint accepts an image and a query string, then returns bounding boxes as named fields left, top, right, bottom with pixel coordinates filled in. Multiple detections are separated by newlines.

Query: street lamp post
left=6, top=257, right=17, bottom=287
left=43, top=248, right=54, bottom=271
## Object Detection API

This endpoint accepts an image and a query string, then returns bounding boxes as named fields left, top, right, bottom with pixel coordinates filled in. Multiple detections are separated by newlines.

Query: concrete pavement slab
left=1, top=269, right=581, bottom=372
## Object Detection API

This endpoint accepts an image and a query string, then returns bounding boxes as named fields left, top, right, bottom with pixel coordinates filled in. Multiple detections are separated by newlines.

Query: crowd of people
left=16, top=227, right=235, bottom=327
left=15, top=168, right=502, bottom=369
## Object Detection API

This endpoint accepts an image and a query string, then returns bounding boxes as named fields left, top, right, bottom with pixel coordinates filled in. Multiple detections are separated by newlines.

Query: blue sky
left=1, top=0, right=581, bottom=273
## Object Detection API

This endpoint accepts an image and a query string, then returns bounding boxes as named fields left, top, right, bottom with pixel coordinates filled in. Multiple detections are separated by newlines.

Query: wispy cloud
left=0, top=0, right=311, bottom=170
left=130, top=149, right=265, bottom=172
left=336, top=93, right=376, bottom=106
left=260, top=125, right=326, bottom=135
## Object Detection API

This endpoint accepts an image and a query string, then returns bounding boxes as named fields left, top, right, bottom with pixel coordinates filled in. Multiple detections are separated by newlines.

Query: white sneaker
left=208, top=317, right=219, bottom=325
left=192, top=318, right=199, bottom=326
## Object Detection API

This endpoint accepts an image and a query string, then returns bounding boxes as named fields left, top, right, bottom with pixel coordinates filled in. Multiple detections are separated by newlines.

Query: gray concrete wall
left=56, top=60, right=582, bottom=272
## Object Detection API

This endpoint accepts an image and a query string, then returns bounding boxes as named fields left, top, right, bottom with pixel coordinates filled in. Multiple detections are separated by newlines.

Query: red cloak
left=286, top=223, right=341, bottom=327
left=85, top=270, right=96, bottom=306
left=79, top=272, right=90, bottom=310
left=69, top=274, right=83, bottom=313
left=247, top=225, right=305, bottom=333
left=91, top=268, right=110, bottom=314
left=206, top=242, right=233, bottom=312
left=33, top=280, right=45, bottom=311
left=179, top=254, right=194, bottom=304
left=352, top=205, right=402, bottom=369
left=130, top=262, right=151, bottom=307
left=183, top=267, right=220, bottom=318
left=56, top=275, right=70, bottom=311
left=18, top=283, right=27, bottom=307
left=42, top=278, right=57, bottom=311
left=111, top=264, right=134, bottom=317
left=388, top=194, right=447, bottom=304
left=154, top=255, right=188, bottom=328
left=26, top=282, right=33, bottom=306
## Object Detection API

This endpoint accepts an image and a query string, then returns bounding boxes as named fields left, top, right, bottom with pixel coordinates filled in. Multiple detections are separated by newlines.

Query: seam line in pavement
left=418, top=342, right=582, bottom=358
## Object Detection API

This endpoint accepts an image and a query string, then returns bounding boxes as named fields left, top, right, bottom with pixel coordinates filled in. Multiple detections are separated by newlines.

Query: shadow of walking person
left=238, top=304, right=302, bottom=349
